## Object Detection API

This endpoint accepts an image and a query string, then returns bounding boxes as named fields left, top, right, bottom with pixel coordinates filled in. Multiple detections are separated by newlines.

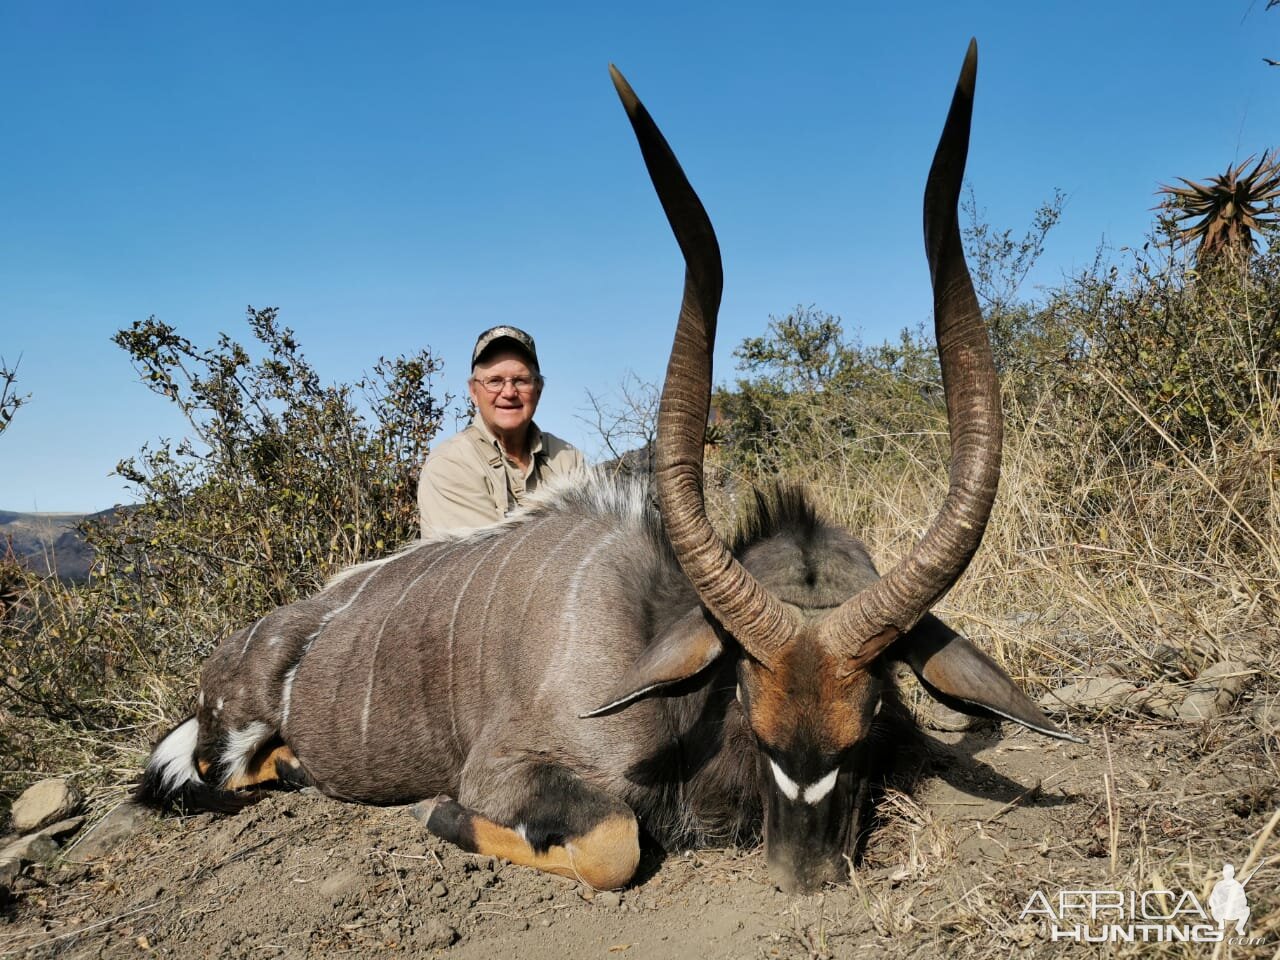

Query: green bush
left=708, top=212, right=1278, bottom=688
left=714, top=306, right=941, bottom=479
left=1070, top=241, right=1280, bottom=458
left=0, top=308, right=446, bottom=808
left=4, top=199, right=1279, bottom=815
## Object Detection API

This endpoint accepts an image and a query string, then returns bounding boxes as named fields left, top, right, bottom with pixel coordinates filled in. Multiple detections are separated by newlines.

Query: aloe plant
left=1159, top=151, right=1280, bottom=263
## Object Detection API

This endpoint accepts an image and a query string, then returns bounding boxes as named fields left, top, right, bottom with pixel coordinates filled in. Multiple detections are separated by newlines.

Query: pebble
left=1251, top=693, right=1280, bottom=734
left=1043, top=661, right=1256, bottom=723
left=1175, top=661, right=1253, bottom=721
left=920, top=702, right=986, bottom=732
left=1038, top=677, right=1145, bottom=714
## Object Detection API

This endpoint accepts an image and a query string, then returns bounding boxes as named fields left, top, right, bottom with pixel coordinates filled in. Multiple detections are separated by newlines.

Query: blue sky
left=3, top=2, right=1277, bottom=512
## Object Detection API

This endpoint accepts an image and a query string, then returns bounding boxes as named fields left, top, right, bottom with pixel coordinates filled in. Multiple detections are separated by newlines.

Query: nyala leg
left=417, top=762, right=640, bottom=890
left=217, top=737, right=312, bottom=792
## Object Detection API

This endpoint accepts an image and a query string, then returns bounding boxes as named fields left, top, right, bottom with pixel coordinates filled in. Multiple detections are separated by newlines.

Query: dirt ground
left=2, top=710, right=1277, bottom=960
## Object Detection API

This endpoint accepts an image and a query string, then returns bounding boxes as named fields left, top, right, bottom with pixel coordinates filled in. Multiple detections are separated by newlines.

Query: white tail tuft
left=146, top=717, right=201, bottom=795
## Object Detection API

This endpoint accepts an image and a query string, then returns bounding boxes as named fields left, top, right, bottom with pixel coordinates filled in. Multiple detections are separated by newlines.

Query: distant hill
left=0, top=507, right=128, bottom=583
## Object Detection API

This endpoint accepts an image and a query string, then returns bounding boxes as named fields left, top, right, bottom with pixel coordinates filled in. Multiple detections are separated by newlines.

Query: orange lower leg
left=223, top=742, right=303, bottom=791
left=421, top=800, right=640, bottom=890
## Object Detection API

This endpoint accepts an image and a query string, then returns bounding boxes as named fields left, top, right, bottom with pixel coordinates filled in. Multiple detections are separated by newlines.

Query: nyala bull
left=140, top=41, right=1079, bottom=894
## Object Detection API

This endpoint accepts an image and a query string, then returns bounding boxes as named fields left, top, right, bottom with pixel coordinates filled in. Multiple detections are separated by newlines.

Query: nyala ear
left=892, top=614, right=1085, bottom=743
left=581, top=607, right=723, bottom=718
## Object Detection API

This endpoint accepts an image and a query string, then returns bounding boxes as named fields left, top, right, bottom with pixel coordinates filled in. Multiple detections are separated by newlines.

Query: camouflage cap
left=471, top=325, right=540, bottom=372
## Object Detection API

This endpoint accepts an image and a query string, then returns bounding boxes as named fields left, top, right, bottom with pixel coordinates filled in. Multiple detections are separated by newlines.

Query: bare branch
left=578, top=372, right=659, bottom=477
left=0, top=355, right=30, bottom=438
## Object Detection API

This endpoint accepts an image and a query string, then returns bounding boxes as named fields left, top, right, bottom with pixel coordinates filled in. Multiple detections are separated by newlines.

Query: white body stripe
left=445, top=537, right=509, bottom=752
left=238, top=618, right=264, bottom=658
left=537, top=526, right=618, bottom=698
left=280, top=664, right=299, bottom=728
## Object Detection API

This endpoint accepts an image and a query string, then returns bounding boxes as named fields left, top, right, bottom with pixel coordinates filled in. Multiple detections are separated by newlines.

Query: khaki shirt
left=417, top=419, right=585, bottom=536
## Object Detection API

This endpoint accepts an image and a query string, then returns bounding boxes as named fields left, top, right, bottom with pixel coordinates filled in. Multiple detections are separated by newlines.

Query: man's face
left=469, top=349, right=542, bottom=439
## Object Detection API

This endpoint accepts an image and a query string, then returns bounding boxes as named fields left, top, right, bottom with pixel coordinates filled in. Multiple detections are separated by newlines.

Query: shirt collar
left=470, top=417, right=544, bottom=463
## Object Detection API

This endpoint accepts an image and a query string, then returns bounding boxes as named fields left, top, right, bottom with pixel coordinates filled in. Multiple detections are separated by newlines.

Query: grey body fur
left=144, top=46, right=1080, bottom=896
left=194, top=471, right=878, bottom=848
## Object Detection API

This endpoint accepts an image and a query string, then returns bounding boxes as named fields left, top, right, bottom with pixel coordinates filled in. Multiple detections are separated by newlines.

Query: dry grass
left=3, top=254, right=1280, bottom=957
left=696, top=263, right=1280, bottom=956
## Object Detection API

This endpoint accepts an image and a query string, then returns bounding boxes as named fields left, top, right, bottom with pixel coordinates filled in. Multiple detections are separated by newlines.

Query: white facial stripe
left=769, top=759, right=800, bottom=801
left=770, top=760, right=840, bottom=805
left=802, top=768, right=840, bottom=805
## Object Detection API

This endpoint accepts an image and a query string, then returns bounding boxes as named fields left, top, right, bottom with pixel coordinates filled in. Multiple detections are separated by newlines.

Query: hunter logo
left=1208, top=863, right=1252, bottom=934
left=1019, top=861, right=1268, bottom=945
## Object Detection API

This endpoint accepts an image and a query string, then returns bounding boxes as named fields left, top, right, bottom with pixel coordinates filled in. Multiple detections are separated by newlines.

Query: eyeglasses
left=472, top=375, right=542, bottom=395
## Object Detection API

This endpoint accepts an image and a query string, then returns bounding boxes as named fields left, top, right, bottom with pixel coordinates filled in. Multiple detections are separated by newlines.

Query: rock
left=920, top=703, right=988, bottom=733
left=318, top=867, right=362, bottom=901
left=1251, top=694, right=1280, bottom=735
left=430, top=880, right=448, bottom=898
left=0, top=831, right=59, bottom=868
left=1039, top=677, right=1148, bottom=715
left=67, top=803, right=150, bottom=863
left=1175, top=661, right=1254, bottom=721
left=10, top=779, right=82, bottom=834
left=70, top=804, right=147, bottom=863
left=0, top=854, right=20, bottom=889
left=1177, top=693, right=1226, bottom=721
left=39, top=816, right=85, bottom=842
left=417, top=919, right=458, bottom=950
left=595, top=890, right=622, bottom=909
left=1141, top=683, right=1183, bottom=720
left=1195, top=661, right=1253, bottom=695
